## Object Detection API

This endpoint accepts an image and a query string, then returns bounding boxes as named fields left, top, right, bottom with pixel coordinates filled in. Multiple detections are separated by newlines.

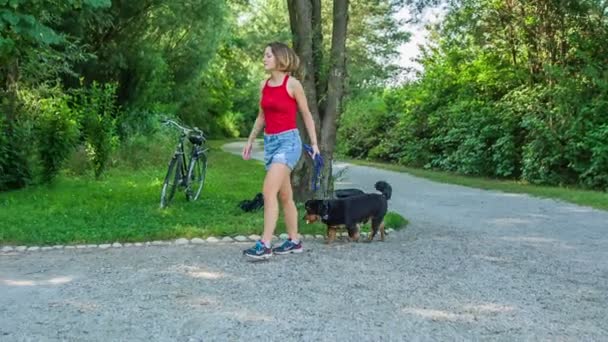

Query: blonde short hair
left=267, top=42, right=300, bottom=75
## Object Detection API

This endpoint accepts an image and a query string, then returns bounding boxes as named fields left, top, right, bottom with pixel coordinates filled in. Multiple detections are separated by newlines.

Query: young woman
left=242, top=42, right=320, bottom=259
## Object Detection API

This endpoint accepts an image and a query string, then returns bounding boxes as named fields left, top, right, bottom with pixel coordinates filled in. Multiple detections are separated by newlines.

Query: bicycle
left=159, top=119, right=208, bottom=208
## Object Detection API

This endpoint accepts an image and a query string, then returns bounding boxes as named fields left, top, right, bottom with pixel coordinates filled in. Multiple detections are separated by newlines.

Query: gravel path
left=0, top=141, right=606, bottom=341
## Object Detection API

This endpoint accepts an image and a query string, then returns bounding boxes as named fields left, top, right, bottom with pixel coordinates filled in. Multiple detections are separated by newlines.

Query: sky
left=394, top=5, right=447, bottom=79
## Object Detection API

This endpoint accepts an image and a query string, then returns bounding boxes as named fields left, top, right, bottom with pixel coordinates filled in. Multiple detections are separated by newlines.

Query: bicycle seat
left=188, top=134, right=205, bottom=145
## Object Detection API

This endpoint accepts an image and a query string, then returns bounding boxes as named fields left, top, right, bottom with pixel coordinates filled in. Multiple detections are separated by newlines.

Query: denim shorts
left=263, top=128, right=302, bottom=171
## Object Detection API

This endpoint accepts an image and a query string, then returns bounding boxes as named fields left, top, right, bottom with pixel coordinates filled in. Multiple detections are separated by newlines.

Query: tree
left=287, top=0, right=349, bottom=201
left=339, top=0, right=608, bottom=190
left=0, top=0, right=111, bottom=190
left=344, top=0, right=410, bottom=93
left=64, top=1, right=227, bottom=112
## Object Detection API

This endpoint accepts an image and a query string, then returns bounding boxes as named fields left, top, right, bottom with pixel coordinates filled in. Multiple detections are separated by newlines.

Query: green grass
left=344, top=158, right=608, bottom=211
left=0, top=142, right=408, bottom=246
left=384, top=212, right=409, bottom=229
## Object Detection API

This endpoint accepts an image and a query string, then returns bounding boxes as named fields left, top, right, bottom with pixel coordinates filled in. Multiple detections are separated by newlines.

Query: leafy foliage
left=31, top=89, right=80, bottom=183
left=0, top=109, right=32, bottom=191
left=74, top=82, right=119, bottom=179
left=0, top=0, right=227, bottom=190
left=339, top=0, right=608, bottom=191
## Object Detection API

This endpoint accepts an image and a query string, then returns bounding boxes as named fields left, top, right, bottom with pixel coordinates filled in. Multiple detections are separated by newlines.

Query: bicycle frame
left=164, top=119, right=206, bottom=182
left=171, top=133, right=189, bottom=186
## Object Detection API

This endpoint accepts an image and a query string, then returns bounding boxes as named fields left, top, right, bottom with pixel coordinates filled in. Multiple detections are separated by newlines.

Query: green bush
left=112, top=132, right=175, bottom=171
left=64, top=145, right=90, bottom=176
left=580, top=123, right=608, bottom=190
left=337, top=92, right=393, bottom=159
left=0, top=114, right=32, bottom=191
left=74, top=82, right=119, bottom=179
left=35, top=93, right=80, bottom=183
left=116, top=108, right=164, bottom=141
left=381, top=116, right=434, bottom=168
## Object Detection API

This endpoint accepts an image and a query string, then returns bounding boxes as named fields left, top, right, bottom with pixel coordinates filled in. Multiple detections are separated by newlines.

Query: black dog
left=334, top=188, right=365, bottom=199
left=304, top=181, right=392, bottom=243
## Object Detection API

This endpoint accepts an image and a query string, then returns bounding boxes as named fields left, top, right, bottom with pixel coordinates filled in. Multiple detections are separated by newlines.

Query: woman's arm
left=243, top=81, right=266, bottom=160
left=291, top=79, right=319, bottom=150
left=247, top=80, right=267, bottom=144
left=248, top=111, right=265, bottom=144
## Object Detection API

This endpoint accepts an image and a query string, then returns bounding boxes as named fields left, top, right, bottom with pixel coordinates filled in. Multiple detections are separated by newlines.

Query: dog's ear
left=304, top=200, right=313, bottom=212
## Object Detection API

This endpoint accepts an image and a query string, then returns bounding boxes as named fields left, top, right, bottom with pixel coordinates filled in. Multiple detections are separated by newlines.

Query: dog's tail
left=374, top=181, right=392, bottom=200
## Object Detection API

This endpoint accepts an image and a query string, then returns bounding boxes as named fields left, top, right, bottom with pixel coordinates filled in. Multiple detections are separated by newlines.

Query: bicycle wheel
left=160, top=157, right=182, bottom=208
left=185, top=152, right=207, bottom=201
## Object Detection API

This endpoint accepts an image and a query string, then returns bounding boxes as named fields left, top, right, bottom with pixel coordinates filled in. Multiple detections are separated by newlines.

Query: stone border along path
left=0, top=230, right=396, bottom=254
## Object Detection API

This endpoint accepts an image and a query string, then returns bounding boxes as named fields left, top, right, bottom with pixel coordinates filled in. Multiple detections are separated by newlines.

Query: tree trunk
left=320, top=0, right=348, bottom=197
left=4, top=58, right=20, bottom=123
left=287, top=0, right=322, bottom=202
left=504, top=0, right=518, bottom=66
left=312, top=0, right=326, bottom=117
left=287, top=0, right=349, bottom=201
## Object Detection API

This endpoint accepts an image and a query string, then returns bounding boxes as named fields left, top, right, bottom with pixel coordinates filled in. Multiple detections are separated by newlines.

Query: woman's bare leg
left=278, top=170, right=298, bottom=240
left=261, top=163, right=290, bottom=244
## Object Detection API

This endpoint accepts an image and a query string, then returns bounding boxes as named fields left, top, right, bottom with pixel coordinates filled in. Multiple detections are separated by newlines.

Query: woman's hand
left=311, top=143, right=320, bottom=159
left=242, top=140, right=253, bottom=160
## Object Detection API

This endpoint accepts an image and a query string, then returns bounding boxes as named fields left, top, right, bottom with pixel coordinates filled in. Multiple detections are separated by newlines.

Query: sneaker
left=272, top=239, right=303, bottom=255
left=243, top=240, right=272, bottom=259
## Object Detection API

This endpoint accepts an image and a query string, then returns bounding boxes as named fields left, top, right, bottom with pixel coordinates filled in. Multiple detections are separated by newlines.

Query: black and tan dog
left=304, top=181, right=392, bottom=244
left=334, top=188, right=365, bottom=198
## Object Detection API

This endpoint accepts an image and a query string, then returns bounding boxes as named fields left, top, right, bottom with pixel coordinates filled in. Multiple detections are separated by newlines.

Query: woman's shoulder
left=286, top=75, right=302, bottom=90
left=287, top=75, right=301, bottom=85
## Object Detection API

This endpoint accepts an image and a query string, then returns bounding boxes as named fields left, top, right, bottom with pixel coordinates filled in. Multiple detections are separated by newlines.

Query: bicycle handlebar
left=161, top=119, right=205, bottom=140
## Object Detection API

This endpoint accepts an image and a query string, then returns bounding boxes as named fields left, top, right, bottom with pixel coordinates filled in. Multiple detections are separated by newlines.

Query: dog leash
left=302, top=144, right=324, bottom=192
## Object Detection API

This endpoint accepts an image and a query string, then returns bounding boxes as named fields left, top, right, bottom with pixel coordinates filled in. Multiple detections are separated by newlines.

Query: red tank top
left=260, top=74, right=297, bottom=134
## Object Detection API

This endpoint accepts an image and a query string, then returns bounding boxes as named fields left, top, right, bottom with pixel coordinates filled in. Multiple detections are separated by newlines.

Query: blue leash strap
left=303, top=144, right=323, bottom=192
